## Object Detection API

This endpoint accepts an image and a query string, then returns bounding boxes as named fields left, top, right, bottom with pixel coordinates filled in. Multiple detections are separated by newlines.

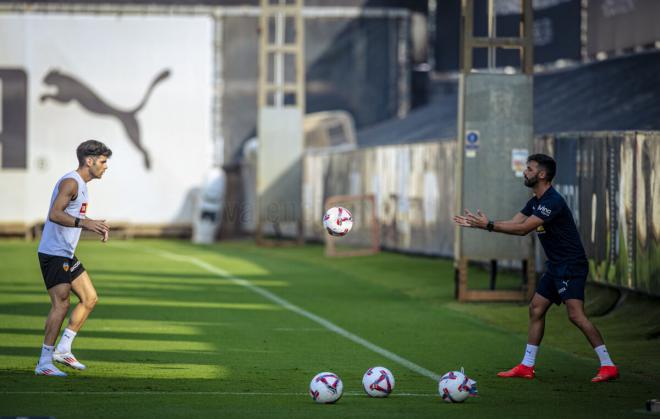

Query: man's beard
left=524, top=176, right=537, bottom=187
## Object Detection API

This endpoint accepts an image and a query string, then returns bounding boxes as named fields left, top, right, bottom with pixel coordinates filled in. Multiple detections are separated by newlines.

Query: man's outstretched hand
left=453, top=209, right=489, bottom=229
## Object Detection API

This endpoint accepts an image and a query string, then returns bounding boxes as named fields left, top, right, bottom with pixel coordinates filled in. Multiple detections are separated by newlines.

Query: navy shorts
left=38, top=252, right=86, bottom=290
left=536, top=262, right=588, bottom=305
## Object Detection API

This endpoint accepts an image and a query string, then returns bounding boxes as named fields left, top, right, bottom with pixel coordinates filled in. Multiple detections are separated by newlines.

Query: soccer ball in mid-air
left=362, top=366, right=395, bottom=397
left=438, top=370, right=477, bottom=403
left=309, top=372, right=343, bottom=403
left=323, top=206, right=353, bottom=237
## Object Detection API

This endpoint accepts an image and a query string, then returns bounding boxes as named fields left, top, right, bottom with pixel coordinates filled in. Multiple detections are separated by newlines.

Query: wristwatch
left=486, top=220, right=494, bottom=232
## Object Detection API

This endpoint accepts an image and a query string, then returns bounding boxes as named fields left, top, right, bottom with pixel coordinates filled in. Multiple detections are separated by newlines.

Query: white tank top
left=38, top=171, right=89, bottom=258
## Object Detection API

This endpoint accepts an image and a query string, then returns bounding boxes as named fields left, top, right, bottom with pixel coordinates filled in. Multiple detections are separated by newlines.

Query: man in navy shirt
left=453, top=154, right=618, bottom=382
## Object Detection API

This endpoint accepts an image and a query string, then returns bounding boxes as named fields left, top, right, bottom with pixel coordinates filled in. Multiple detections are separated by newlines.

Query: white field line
left=0, top=390, right=435, bottom=397
left=148, top=248, right=441, bottom=382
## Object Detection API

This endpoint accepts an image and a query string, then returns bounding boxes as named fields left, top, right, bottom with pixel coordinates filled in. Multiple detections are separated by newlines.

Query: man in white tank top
left=35, top=140, right=112, bottom=376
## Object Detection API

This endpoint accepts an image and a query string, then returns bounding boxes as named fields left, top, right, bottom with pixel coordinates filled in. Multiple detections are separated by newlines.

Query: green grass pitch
left=0, top=239, right=658, bottom=418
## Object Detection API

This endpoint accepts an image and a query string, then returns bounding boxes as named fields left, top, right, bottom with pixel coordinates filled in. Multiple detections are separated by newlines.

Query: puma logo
left=40, top=69, right=171, bottom=169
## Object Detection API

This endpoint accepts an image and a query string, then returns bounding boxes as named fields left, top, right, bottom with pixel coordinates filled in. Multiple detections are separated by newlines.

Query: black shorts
left=38, top=252, right=86, bottom=290
left=536, top=262, right=588, bottom=306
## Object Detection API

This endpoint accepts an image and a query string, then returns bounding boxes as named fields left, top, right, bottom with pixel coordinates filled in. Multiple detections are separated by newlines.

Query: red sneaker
left=591, top=365, right=619, bottom=382
left=497, top=364, right=535, bottom=379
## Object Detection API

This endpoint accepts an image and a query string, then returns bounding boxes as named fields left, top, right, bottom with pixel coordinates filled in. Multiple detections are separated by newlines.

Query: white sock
left=594, top=345, right=614, bottom=366
left=521, top=344, right=539, bottom=367
left=39, top=344, right=54, bottom=365
left=55, top=328, right=77, bottom=354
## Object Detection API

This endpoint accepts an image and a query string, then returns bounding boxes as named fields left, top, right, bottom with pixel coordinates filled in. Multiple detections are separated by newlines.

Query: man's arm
left=453, top=209, right=542, bottom=236
left=491, top=215, right=543, bottom=236
left=48, top=179, right=80, bottom=227
left=495, top=212, right=528, bottom=226
left=49, top=179, right=109, bottom=238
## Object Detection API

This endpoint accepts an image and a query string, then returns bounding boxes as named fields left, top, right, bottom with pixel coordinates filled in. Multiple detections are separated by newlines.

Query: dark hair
left=77, top=140, right=112, bottom=166
left=527, top=153, right=556, bottom=183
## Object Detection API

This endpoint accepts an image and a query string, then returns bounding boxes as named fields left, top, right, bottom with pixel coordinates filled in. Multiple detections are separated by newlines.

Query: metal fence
left=302, top=131, right=660, bottom=297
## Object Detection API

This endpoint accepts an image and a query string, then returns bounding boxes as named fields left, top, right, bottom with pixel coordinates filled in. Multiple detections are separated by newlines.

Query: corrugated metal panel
left=303, top=142, right=456, bottom=256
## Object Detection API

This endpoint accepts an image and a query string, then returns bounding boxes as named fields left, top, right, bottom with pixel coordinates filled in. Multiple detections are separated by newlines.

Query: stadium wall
left=302, top=132, right=660, bottom=297
left=0, top=12, right=214, bottom=228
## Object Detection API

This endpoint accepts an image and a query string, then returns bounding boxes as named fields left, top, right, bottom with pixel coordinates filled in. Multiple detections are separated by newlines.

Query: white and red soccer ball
left=323, top=206, right=353, bottom=237
left=438, top=370, right=477, bottom=403
left=362, top=366, right=395, bottom=397
left=309, top=372, right=343, bottom=403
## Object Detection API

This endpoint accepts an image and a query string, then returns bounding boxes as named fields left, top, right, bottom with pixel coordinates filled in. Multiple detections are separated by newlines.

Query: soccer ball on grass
left=362, top=366, right=395, bottom=397
left=438, top=369, right=478, bottom=403
left=309, top=372, right=343, bottom=403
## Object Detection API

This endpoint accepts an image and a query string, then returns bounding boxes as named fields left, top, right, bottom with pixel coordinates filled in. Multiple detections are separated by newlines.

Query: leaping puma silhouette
left=40, top=69, right=171, bottom=169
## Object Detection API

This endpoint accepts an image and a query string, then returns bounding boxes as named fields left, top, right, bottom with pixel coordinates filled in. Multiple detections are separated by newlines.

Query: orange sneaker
left=497, top=364, right=535, bottom=379
left=591, top=365, right=619, bottom=382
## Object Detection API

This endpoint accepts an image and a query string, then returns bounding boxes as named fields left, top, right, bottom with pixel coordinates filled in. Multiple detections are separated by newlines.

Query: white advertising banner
left=0, top=13, right=213, bottom=224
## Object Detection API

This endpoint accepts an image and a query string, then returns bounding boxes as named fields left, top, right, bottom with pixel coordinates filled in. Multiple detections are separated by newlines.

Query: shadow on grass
left=92, top=270, right=231, bottom=280
left=0, top=369, right=246, bottom=393
left=0, top=346, right=224, bottom=365
left=0, top=303, right=279, bottom=322
left=0, top=327, right=209, bottom=342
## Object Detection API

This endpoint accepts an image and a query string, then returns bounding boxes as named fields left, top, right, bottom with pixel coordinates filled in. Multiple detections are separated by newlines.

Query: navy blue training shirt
left=521, top=186, right=587, bottom=267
